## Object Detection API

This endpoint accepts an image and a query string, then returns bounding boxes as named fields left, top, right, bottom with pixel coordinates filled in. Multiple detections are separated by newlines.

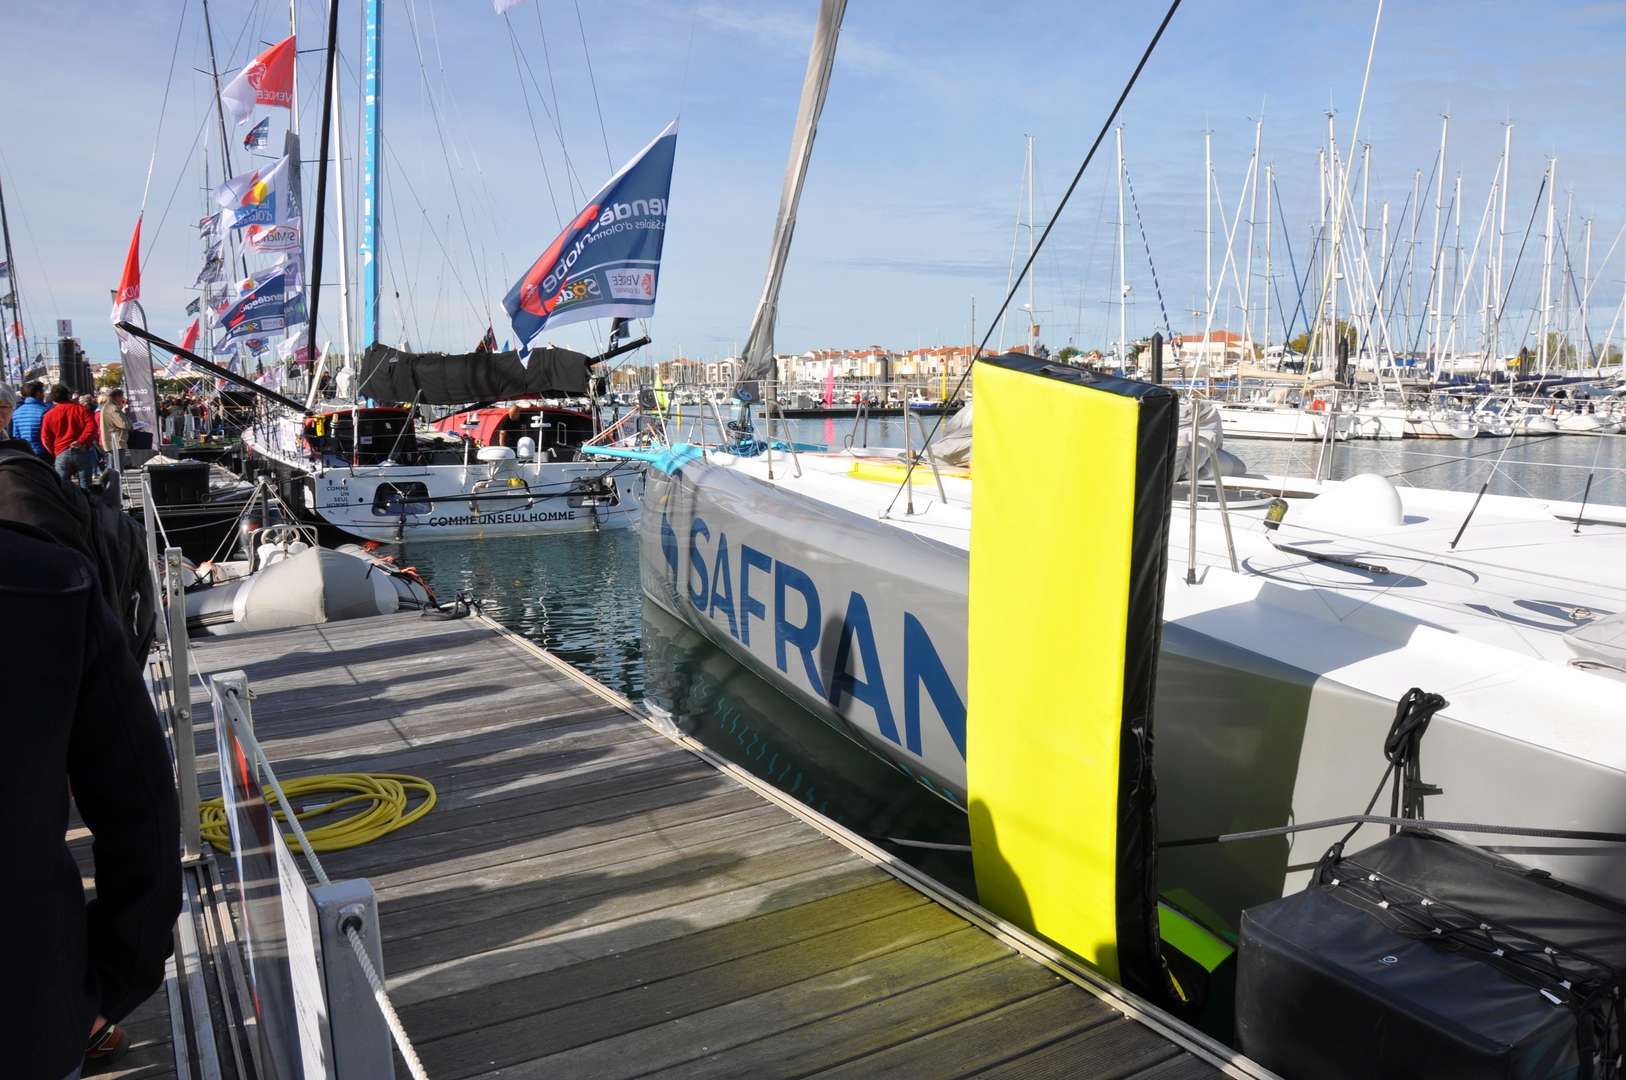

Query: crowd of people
left=0, top=380, right=133, bottom=489
left=0, top=378, right=181, bottom=1076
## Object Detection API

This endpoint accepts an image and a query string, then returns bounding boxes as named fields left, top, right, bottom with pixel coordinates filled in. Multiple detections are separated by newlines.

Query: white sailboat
left=606, top=0, right=1626, bottom=940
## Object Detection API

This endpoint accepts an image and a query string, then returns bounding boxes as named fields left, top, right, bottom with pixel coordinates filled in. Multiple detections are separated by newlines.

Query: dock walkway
left=121, top=610, right=1252, bottom=1078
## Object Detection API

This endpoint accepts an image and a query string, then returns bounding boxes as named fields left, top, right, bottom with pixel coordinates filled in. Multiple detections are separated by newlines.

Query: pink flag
left=221, top=36, right=295, bottom=125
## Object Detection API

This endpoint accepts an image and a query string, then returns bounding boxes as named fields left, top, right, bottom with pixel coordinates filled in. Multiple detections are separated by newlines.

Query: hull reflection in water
left=640, top=598, right=973, bottom=892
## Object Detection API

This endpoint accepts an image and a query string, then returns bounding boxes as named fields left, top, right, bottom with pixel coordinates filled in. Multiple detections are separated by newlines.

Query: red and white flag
left=221, top=35, right=295, bottom=126
left=109, top=215, right=159, bottom=434
left=111, top=215, right=141, bottom=313
left=179, top=317, right=201, bottom=353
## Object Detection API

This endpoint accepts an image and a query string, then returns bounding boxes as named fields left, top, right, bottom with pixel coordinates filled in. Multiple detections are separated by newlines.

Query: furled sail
left=733, top=0, right=847, bottom=397
left=356, top=342, right=595, bottom=404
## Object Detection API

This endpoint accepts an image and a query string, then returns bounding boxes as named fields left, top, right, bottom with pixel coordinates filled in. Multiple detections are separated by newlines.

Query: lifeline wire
left=884, top=0, right=1185, bottom=517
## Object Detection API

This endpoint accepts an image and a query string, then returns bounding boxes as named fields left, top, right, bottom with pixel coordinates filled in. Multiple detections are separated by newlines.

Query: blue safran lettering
left=903, top=612, right=966, bottom=756
left=773, top=560, right=824, bottom=697
left=709, top=532, right=738, bottom=638
left=738, top=545, right=771, bottom=646
left=661, top=510, right=679, bottom=579
left=829, top=591, right=900, bottom=746
left=687, top=516, right=710, bottom=611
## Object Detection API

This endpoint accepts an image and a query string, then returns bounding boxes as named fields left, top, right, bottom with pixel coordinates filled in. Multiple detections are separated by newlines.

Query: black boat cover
left=356, top=342, right=595, bottom=405
left=1237, top=829, right=1626, bottom=1079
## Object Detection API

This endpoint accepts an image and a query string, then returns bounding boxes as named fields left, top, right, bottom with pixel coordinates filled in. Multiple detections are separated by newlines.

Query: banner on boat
left=502, top=119, right=677, bottom=346
left=213, top=268, right=300, bottom=339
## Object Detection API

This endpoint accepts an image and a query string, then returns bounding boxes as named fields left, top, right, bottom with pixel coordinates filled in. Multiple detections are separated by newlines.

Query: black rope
left=1160, top=814, right=1626, bottom=850
left=1123, top=162, right=1175, bottom=340
left=889, top=0, right=1183, bottom=509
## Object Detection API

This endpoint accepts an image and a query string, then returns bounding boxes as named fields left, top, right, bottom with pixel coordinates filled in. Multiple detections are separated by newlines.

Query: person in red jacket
left=38, top=384, right=97, bottom=488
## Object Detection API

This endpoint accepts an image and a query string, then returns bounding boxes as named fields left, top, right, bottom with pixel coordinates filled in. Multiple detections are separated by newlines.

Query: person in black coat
left=0, top=520, right=181, bottom=1078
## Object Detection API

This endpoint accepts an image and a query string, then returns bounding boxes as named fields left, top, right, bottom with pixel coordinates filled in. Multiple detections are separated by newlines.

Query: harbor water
left=399, top=417, right=1626, bottom=888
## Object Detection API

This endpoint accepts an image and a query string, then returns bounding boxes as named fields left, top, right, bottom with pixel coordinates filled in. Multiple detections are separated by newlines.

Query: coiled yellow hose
left=200, top=773, right=437, bottom=854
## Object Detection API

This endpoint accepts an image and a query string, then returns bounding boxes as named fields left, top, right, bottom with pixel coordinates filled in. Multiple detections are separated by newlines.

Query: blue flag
left=503, top=119, right=677, bottom=347
left=244, top=117, right=271, bottom=150
left=214, top=268, right=288, bottom=339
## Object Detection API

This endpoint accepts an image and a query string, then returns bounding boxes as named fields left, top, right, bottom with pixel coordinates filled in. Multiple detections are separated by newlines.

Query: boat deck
left=91, top=610, right=1253, bottom=1078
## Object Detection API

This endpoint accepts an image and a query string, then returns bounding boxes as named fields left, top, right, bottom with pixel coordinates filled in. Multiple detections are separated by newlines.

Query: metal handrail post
left=914, top=412, right=949, bottom=504
left=165, top=547, right=201, bottom=859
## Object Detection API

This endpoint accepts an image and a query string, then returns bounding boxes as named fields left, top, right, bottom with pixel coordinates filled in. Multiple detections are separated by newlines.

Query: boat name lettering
left=671, top=512, right=965, bottom=758
left=426, top=510, right=578, bottom=527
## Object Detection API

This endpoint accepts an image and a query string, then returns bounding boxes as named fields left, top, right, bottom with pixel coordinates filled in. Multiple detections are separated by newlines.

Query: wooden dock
left=98, top=610, right=1257, bottom=1079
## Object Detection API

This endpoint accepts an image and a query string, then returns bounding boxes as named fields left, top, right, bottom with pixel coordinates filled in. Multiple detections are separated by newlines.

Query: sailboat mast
left=1582, top=216, right=1592, bottom=368
left=1495, top=123, right=1511, bottom=361
left=1242, top=118, right=1262, bottom=353
left=360, top=0, right=381, bottom=346
left=1538, top=157, right=1556, bottom=373
left=1263, top=161, right=1273, bottom=362
left=1026, top=134, right=1035, bottom=347
left=330, top=47, right=357, bottom=371
left=307, top=0, right=343, bottom=358
left=0, top=171, right=24, bottom=376
left=1203, top=128, right=1212, bottom=323
left=1429, top=114, right=1448, bottom=369
left=1115, top=126, right=1126, bottom=368
left=201, top=0, right=248, bottom=279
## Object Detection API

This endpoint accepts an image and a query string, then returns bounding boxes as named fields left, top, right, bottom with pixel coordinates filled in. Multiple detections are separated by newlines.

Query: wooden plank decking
left=104, top=610, right=1247, bottom=1078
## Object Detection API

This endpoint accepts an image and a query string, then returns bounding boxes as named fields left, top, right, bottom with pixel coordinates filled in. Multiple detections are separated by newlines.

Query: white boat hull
left=641, top=453, right=1626, bottom=923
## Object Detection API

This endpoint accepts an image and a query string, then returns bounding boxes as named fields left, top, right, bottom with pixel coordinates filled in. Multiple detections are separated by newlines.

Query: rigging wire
left=573, top=0, right=615, bottom=171
left=400, top=0, right=493, bottom=325
left=139, top=0, right=191, bottom=215
left=1123, top=162, right=1176, bottom=340
left=884, top=0, right=1185, bottom=515
left=533, top=1, right=583, bottom=205
left=504, top=14, right=564, bottom=228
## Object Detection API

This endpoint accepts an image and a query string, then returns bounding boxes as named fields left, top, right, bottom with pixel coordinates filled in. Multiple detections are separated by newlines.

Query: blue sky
left=2, top=0, right=1625, bottom=371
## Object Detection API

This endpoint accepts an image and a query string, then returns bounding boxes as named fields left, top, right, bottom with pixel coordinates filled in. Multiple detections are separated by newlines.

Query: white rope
left=346, top=926, right=431, bottom=1080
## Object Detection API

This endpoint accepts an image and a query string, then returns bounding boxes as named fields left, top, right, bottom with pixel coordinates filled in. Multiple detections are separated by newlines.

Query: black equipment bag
left=1237, top=830, right=1626, bottom=1080
left=0, top=446, right=156, bottom=661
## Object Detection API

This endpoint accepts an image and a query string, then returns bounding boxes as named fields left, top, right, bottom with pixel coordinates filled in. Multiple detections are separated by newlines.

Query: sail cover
left=356, top=342, right=594, bottom=404
left=733, top=0, right=847, bottom=395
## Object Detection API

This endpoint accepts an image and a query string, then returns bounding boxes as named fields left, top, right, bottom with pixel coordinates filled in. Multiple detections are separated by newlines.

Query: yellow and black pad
left=967, top=353, right=1177, bottom=1002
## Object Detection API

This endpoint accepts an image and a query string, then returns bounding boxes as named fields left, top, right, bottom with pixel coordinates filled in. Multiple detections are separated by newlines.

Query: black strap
left=1160, top=815, right=1626, bottom=849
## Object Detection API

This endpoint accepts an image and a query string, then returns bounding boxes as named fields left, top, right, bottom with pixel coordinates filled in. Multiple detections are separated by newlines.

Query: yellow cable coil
left=200, top=773, right=437, bottom=854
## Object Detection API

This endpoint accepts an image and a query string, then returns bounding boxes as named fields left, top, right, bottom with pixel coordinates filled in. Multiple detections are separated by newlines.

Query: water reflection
left=641, top=599, right=972, bottom=891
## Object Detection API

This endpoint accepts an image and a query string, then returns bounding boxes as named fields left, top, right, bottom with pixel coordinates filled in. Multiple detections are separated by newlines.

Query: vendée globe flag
left=503, top=119, right=677, bottom=347
left=221, top=36, right=295, bottom=126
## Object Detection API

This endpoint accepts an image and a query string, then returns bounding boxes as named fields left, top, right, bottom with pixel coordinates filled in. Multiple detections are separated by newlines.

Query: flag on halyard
left=197, top=210, right=221, bottom=235
left=244, top=222, right=300, bottom=254
left=193, top=255, right=224, bottom=287
left=214, top=269, right=289, bottom=339
left=111, top=216, right=141, bottom=310
left=109, top=215, right=159, bottom=434
left=0, top=259, right=9, bottom=278
left=220, top=35, right=295, bottom=126
left=212, top=154, right=296, bottom=230
left=179, top=318, right=201, bottom=353
left=502, top=119, right=678, bottom=347
left=244, top=117, right=271, bottom=150
left=475, top=326, right=498, bottom=352
left=185, top=296, right=201, bottom=316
